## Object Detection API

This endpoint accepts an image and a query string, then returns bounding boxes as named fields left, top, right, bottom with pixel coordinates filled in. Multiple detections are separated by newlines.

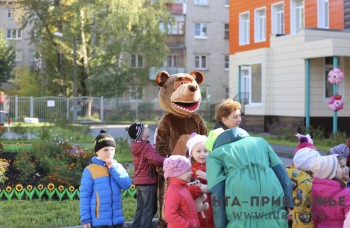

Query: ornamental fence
left=0, top=96, right=216, bottom=123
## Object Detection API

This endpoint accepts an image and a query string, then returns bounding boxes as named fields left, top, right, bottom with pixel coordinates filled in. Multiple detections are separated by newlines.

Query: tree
left=0, top=30, right=16, bottom=87
left=18, top=0, right=172, bottom=97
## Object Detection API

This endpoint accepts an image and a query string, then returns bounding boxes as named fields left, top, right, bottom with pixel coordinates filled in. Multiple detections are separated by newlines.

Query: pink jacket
left=131, top=140, right=165, bottom=185
left=312, top=178, right=350, bottom=227
left=164, top=177, right=200, bottom=228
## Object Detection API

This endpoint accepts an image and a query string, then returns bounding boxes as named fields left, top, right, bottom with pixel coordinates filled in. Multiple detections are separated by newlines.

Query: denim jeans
left=132, top=184, right=157, bottom=228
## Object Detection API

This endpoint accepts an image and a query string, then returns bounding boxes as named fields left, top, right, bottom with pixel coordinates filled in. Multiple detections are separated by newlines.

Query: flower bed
left=0, top=137, right=135, bottom=201
left=0, top=183, right=137, bottom=201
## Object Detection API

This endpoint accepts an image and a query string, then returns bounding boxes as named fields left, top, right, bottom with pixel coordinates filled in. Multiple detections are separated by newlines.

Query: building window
left=240, top=64, right=262, bottom=104
left=159, top=21, right=185, bottom=35
left=254, top=7, right=266, bottom=42
left=30, top=51, right=40, bottom=61
left=195, top=55, right=207, bottom=70
left=129, top=86, right=143, bottom=100
left=224, top=0, right=229, bottom=7
left=324, top=57, right=343, bottom=99
left=200, top=87, right=209, bottom=101
left=194, top=0, right=208, bottom=6
left=224, top=55, right=229, bottom=70
left=318, top=0, right=329, bottom=28
left=6, top=29, right=22, bottom=40
left=15, top=50, right=23, bottom=62
left=271, top=2, right=284, bottom=34
left=239, top=12, right=250, bottom=45
left=194, top=23, right=208, bottom=39
left=224, top=24, right=229, bottom=39
left=291, top=0, right=304, bottom=34
left=7, top=9, right=13, bottom=19
left=224, top=87, right=229, bottom=99
left=165, top=54, right=177, bottom=67
left=131, top=54, right=143, bottom=68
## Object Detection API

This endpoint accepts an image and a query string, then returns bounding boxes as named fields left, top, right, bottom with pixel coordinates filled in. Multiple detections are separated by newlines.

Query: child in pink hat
left=310, top=155, right=350, bottom=227
left=163, top=155, right=199, bottom=228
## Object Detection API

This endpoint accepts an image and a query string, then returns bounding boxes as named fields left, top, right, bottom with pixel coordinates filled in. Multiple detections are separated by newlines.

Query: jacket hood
left=213, top=127, right=250, bottom=150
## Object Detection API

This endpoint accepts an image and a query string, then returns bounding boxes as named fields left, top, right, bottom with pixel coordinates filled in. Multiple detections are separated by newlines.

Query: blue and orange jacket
left=80, top=156, right=132, bottom=226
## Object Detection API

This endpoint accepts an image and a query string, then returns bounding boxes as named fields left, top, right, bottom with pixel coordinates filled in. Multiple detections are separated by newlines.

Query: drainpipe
left=238, top=66, right=241, bottom=102
left=333, top=56, right=338, bottom=134
left=305, top=59, right=310, bottom=132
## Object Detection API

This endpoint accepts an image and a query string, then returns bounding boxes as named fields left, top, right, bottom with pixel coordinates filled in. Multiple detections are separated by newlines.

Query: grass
left=0, top=198, right=136, bottom=228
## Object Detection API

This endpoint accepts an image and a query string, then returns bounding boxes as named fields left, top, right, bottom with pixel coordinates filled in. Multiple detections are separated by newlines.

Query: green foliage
left=0, top=198, right=137, bottom=227
left=18, top=0, right=172, bottom=97
left=7, top=69, right=49, bottom=96
left=0, top=30, right=16, bottom=85
left=114, top=137, right=132, bottom=164
left=9, top=136, right=94, bottom=187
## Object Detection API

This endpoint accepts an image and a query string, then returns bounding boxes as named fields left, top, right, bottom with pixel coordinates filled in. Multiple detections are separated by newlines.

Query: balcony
left=148, top=67, right=186, bottom=80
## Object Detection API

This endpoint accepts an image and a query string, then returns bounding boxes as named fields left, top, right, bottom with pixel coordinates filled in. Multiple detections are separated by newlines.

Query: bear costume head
left=156, top=70, right=204, bottom=118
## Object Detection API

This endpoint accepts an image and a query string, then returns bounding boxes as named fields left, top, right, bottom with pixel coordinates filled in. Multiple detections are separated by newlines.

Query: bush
left=6, top=135, right=94, bottom=187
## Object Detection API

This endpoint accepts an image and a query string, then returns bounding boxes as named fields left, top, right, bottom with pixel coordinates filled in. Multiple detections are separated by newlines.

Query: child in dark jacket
left=80, top=130, right=132, bottom=228
left=127, top=123, right=166, bottom=228
left=186, top=133, right=214, bottom=228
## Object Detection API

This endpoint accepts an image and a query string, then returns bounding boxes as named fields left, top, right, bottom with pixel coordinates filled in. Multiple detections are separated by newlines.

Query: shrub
left=8, top=135, right=94, bottom=187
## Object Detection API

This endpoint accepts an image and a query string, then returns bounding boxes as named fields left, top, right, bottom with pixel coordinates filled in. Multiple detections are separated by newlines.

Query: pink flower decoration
left=328, top=68, right=344, bottom=84
left=328, top=94, right=344, bottom=111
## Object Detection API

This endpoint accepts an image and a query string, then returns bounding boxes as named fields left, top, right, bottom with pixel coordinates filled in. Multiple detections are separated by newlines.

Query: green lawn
left=0, top=198, right=136, bottom=227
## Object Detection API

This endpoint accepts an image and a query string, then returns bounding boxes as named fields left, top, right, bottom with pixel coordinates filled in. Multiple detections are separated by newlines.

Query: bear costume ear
left=156, top=71, right=171, bottom=87
left=190, top=70, right=204, bottom=85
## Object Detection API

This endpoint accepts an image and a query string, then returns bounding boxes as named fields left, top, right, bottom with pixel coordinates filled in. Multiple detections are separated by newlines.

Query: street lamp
left=53, top=32, right=78, bottom=121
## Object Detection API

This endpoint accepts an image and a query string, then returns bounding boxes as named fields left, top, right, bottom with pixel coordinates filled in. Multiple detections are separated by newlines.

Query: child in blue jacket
left=80, top=130, right=132, bottom=228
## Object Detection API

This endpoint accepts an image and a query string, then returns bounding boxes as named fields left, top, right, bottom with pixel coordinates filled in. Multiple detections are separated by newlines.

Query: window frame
left=224, top=55, right=229, bottom=70
left=7, top=9, right=13, bottom=19
left=254, top=7, right=267, bottom=42
left=165, top=54, right=178, bottom=67
left=224, top=0, right=229, bottom=7
left=131, top=54, right=144, bottom=68
left=240, top=63, right=262, bottom=105
left=194, top=23, right=208, bottom=39
left=317, top=0, right=329, bottom=28
left=290, top=0, right=304, bottom=34
left=271, top=2, right=284, bottom=34
left=6, top=29, right=22, bottom=40
left=224, top=23, right=229, bottom=39
left=194, top=0, right=208, bottom=6
left=194, top=55, right=208, bottom=70
left=239, top=11, right=250, bottom=45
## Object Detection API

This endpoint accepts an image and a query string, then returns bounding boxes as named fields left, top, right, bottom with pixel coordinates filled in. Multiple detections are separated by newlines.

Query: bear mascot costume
left=155, top=70, right=208, bottom=227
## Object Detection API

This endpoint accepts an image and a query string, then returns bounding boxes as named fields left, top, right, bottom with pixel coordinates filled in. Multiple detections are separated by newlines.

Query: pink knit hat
left=163, top=155, right=191, bottom=179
